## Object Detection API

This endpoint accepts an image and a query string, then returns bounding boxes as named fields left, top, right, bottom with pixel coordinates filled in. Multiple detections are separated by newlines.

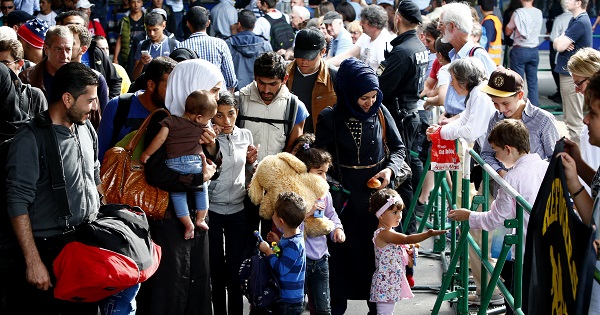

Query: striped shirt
left=267, top=232, right=306, bottom=303
left=480, top=99, right=559, bottom=172
left=176, top=32, right=238, bottom=90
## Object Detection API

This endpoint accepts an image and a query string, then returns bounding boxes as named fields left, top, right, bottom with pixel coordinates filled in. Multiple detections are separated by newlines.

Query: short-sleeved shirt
left=329, top=28, right=353, bottom=58
left=555, top=12, right=592, bottom=75
left=160, top=115, right=206, bottom=158
left=210, top=0, right=238, bottom=38
left=355, top=28, right=395, bottom=71
left=507, top=7, right=543, bottom=48
left=134, top=36, right=175, bottom=60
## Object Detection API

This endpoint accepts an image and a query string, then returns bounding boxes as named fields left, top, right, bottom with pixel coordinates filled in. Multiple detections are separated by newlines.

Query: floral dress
left=369, top=228, right=414, bottom=302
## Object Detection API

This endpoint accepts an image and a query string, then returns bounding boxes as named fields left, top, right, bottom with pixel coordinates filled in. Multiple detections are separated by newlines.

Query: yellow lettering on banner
left=550, top=248, right=568, bottom=315
left=543, top=178, right=561, bottom=235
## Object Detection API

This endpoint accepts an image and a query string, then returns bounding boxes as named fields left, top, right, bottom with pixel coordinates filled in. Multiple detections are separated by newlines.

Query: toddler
left=141, top=90, right=217, bottom=239
left=369, top=188, right=447, bottom=315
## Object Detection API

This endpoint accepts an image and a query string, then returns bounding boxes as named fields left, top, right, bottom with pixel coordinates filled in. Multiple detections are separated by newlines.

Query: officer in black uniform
left=377, top=0, right=428, bottom=236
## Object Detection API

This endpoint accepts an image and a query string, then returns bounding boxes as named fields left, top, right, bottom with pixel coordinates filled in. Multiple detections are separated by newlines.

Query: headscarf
left=165, top=59, right=224, bottom=117
left=334, top=57, right=383, bottom=121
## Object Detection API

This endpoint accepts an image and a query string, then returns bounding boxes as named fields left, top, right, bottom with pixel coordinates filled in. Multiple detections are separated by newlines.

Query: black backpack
left=263, top=14, right=295, bottom=50
left=239, top=233, right=281, bottom=308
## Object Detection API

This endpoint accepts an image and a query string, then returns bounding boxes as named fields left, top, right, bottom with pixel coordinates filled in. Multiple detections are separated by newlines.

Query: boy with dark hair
left=113, top=0, right=144, bottom=69
left=449, top=119, right=549, bottom=312
left=132, top=11, right=178, bottom=80
left=258, top=191, right=307, bottom=315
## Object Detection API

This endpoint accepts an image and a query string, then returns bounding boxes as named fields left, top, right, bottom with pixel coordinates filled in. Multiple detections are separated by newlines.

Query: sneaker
left=468, top=294, right=504, bottom=306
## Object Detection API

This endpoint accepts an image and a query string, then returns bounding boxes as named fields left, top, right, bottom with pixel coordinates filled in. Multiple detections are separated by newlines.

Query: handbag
left=100, top=109, right=170, bottom=220
left=328, top=112, right=350, bottom=215
left=378, top=109, right=412, bottom=189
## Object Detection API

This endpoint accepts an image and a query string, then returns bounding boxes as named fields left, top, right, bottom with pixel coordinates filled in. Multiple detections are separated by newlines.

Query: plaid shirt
left=176, top=32, right=238, bottom=89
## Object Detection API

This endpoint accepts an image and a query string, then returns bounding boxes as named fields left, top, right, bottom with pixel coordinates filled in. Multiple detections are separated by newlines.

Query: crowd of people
left=1, top=0, right=600, bottom=314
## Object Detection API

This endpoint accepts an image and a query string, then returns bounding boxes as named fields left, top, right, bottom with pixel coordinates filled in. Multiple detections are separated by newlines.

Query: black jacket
left=88, top=40, right=122, bottom=99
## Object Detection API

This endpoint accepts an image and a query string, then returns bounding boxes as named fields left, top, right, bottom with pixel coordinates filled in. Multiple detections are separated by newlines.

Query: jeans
left=275, top=302, right=304, bottom=315
left=166, top=155, right=209, bottom=216
left=208, top=210, right=249, bottom=315
left=99, top=284, right=140, bottom=315
left=510, top=46, right=540, bottom=106
left=306, top=256, right=331, bottom=315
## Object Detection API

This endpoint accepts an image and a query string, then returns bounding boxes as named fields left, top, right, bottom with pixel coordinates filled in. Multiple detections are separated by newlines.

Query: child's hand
left=448, top=209, right=470, bottom=221
left=140, top=151, right=150, bottom=163
left=266, top=231, right=280, bottom=243
left=247, top=144, right=259, bottom=165
left=427, top=229, right=448, bottom=237
left=333, top=228, right=346, bottom=243
left=258, top=241, right=274, bottom=256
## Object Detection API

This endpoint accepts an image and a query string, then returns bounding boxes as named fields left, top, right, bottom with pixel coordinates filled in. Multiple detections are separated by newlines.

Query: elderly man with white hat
left=76, top=0, right=106, bottom=37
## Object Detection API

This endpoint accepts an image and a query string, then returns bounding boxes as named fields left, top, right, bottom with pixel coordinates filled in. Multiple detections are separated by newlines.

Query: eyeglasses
left=574, top=78, right=588, bottom=88
left=0, top=59, right=20, bottom=66
left=0, top=5, right=14, bottom=9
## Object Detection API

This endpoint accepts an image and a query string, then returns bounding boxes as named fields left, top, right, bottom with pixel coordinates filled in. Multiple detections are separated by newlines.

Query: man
left=6, top=9, right=33, bottom=32
left=323, top=11, right=352, bottom=58
left=290, top=5, right=310, bottom=32
left=226, top=9, right=272, bottom=91
left=479, top=0, right=502, bottom=66
left=132, top=11, right=178, bottom=80
left=0, top=0, right=15, bottom=26
left=252, top=0, right=289, bottom=42
left=426, top=0, right=443, bottom=20
left=0, top=38, right=24, bottom=73
left=553, top=0, right=592, bottom=143
left=6, top=62, right=101, bottom=315
left=210, top=0, right=238, bottom=38
left=237, top=51, right=309, bottom=242
left=97, top=56, right=177, bottom=161
left=328, top=5, right=394, bottom=71
left=15, top=17, right=45, bottom=64
left=437, top=2, right=496, bottom=124
left=285, top=27, right=336, bottom=133
left=177, top=6, right=237, bottom=91
left=58, top=10, right=122, bottom=100
left=75, top=0, right=106, bottom=37
left=505, top=0, right=542, bottom=106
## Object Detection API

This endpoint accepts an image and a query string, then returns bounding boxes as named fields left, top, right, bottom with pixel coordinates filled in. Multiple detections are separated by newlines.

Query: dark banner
left=523, top=140, right=596, bottom=314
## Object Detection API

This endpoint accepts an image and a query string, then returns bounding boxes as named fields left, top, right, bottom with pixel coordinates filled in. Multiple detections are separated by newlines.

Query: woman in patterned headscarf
left=315, top=57, right=406, bottom=315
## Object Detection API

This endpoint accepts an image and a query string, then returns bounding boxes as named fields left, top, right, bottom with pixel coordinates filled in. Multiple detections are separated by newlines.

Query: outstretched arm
left=141, top=126, right=169, bottom=163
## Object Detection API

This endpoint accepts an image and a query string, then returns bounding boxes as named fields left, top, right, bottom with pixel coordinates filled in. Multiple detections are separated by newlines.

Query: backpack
left=236, top=93, right=298, bottom=148
left=263, top=14, right=295, bottom=50
left=53, top=204, right=162, bottom=302
left=239, top=252, right=281, bottom=308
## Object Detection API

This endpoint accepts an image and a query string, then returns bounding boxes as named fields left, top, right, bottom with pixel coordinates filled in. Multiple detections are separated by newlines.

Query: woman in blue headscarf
left=315, top=58, right=406, bottom=315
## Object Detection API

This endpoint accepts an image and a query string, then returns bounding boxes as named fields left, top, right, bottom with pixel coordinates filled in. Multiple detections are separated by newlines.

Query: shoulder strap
left=468, top=46, right=484, bottom=57
left=284, top=95, right=297, bottom=145
left=331, top=108, right=343, bottom=186
left=111, top=93, right=135, bottom=147
left=126, top=108, right=170, bottom=152
left=378, top=109, right=387, bottom=145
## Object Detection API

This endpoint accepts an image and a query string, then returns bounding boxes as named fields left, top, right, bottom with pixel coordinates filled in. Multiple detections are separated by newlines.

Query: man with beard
left=97, top=56, right=177, bottom=161
left=6, top=62, right=101, bottom=315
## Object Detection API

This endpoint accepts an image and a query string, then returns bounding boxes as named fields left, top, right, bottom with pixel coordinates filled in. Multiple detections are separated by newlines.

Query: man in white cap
left=76, top=0, right=106, bottom=37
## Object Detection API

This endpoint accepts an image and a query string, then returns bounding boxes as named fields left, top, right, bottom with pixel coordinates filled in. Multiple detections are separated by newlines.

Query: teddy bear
left=248, top=152, right=335, bottom=238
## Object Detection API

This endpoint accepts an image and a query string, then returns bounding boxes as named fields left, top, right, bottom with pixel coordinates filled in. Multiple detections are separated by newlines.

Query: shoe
left=549, top=93, right=562, bottom=103
left=468, top=294, right=504, bottom=306
left=548, top=91, right=561, bottom=99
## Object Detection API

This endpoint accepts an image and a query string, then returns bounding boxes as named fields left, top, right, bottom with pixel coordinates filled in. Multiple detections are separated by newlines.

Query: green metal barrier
left=419, top=139, right=533, bottom=315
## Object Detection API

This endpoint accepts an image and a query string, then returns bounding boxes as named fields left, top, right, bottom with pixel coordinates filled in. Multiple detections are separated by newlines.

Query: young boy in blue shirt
left=258, top=192, right=307, bottom=315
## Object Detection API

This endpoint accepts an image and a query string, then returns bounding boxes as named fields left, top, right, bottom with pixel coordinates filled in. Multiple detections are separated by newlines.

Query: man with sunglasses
left=0, top=0, right=15, bottom=26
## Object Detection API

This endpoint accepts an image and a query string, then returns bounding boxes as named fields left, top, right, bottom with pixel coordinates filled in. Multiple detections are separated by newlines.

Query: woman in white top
left=426, top=57, right=495, bottom=147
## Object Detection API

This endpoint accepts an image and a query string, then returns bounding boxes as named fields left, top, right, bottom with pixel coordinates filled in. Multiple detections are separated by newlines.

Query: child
left=293, top=138, right=345, bottom=314
left=140, top=90, right=218, bottom=239
left=448, top=119, right=549, bottom=307
left=257, top=192, right=307, bottom=315
left=369, top=188, right=447, bottom=315
left=131, top=11, right=179, bottom=80
left=207, top=91, right=257, bottom=315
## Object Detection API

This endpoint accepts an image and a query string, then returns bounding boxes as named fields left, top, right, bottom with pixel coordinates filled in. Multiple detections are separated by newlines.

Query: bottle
left=271, top=242, right=281, bottom=257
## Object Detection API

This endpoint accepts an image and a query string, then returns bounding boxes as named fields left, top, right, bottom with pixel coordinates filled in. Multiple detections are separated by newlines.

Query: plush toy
left=248, top=152, right=335, bottom=237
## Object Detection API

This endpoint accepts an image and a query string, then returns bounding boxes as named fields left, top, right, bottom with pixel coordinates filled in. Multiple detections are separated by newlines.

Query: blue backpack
left=239, top=234, right=281, bottom=307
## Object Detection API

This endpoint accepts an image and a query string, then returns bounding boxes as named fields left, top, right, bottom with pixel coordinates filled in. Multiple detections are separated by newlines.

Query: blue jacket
left=226, top=31, right=272, bottom=90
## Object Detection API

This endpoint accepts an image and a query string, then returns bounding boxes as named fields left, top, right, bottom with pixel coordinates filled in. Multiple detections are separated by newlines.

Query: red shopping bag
left=429, top=128, right=461, bottom=172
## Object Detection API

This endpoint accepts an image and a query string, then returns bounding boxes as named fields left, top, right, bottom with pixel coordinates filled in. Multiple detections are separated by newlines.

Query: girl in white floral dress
left=368, top=189, right=447, bottom=315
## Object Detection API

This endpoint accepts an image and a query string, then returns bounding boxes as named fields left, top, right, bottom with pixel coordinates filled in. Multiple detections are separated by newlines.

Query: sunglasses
left=1, top=5, right=14, bottom=9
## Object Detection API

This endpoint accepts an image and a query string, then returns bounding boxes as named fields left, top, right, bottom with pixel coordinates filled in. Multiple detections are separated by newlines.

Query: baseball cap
left=6, top=10, right=35, bottom=28
left=322, top=11, right=342, bottom=24
left=377, top=0, right=394, bottom=6
left=151, top=8, right=168, bottom=20
left=294, top=27, right=326, bottom=60
left=480, top=67, right=524, bottom=98
left=76, top=0, right=95, bottom=9
left=17, top=18, right=48, bottom=49
left=397, top=0, right=422, bottom=24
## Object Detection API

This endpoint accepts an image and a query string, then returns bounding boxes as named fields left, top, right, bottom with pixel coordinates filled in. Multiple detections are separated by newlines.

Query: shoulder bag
left=378, top=109, right=412, bottom=189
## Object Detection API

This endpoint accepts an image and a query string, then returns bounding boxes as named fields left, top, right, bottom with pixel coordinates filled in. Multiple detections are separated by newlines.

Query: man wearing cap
left=226, top=9, right=272, bottom=91
left=480, top=67, right=559, bottom=177
left=323, top=11, right=352, bottom=58
left=0, top=0, right=15, bottom=26
left=76, top=0, right=106, bottom=37
left=132, top=11, right=179, bottom=80
left=285, top=27, right=336, bottom=134
left=147, top=0, right=177, bottom=35
left=210, top=0, right=238, bottom=38
left=16, top=17, right=46, bottom=64
left=6, top=9, right=34, bottom=32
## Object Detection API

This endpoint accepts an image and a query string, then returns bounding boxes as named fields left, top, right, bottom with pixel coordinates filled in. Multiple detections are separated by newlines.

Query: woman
left=566, top=47, right=600, bottom=170
left=137, top=59, right=223, bottom=315
left=426, top=57, right=495, bottom=148
left=314, top=58, right=406, bottom=315
left=348, top=20, right=362, bottom=44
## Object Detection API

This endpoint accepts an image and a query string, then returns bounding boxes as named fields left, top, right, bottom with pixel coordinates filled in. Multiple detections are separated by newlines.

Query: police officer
left=377, top=0, right=428, bottom=236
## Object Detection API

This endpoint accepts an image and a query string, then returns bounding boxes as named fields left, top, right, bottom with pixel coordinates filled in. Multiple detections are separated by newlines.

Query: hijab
left=165, top=59, right=224, bottom=117
left=334, top=57, right=383, bottom=121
